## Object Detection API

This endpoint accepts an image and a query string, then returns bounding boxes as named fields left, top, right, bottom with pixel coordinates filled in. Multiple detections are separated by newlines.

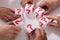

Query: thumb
left=35, top=28, right=41, bottom=37
left=27, top=33, right=33, bottom=40
left=44, top=8, right=51, bottom=14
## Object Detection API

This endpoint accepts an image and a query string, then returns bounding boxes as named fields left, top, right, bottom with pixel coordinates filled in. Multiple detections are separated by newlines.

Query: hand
left=0, top=7, right=19, bottom=22
left=21, top=0, right=36, bottom=7
left=38, top=0, right=60, bottom=14
left=0, top=25, right=21, bottom=40
left=28, top=28, right=47, bottom=40
left=46, top=15, right=60, bottom=28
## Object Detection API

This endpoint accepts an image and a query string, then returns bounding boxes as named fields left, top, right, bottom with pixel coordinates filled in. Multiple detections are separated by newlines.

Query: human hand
left=0, top=25, right=21, bottom=40
left=28, top=28, right=47, bottom=40
left=21, top=0, right=36, bottom=7
left=46, top=15, right=60, bottom=28
left=38, top=0, right=60, bottom=14
left=0, top=7, right=19, bottom=22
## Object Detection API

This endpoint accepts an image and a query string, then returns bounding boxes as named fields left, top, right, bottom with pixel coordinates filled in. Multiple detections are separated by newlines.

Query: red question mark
left=17, top=8, right=21, bottom=14
left=35, top=12, right=39, bottom=18
left=41, top=12, right=45, bottom=17
left=26, top=9, right=30, bottom=14
left=38, top=8, right=43, bottom=12
left=15, top=20, right=22, bottom=24
left=41, top=17, right=47, bottom=22
left=17, top=8, right=21, bottom=17
left=39, top=22, right=43, bottom=27
left=27, top=24, right=33, bottom=30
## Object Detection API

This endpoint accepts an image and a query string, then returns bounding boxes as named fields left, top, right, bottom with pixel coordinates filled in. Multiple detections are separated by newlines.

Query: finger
left=27, top=33, right=33, bottom=40
left=21, top=0, right=28, bottom=7
left=27, top=0, right=36, bottom=10
left=9, top=34, right=16, bottom=40
left=8, top=12, right=19, bottom=19
left=27, top=0, right=33, bottom=4
left=5, top=7, right=15, bottom=13
left=33, top=0, right=36, bottom=9
left=40, top=28, right=46, bottom=37
left=8, top=8, right=15, bottom=13
left=44, top=8, right=51, bottom=14
left=6, top=15, right=15, bottom=21
left=35, top=28, right=41, bottom=37
left=33, top=0, right=36, bottom=5
left=28, top=0, right=36, bottom=8
left=49, top=22, right=60, bottom=28
left=14, top=26, right=21, bottom=31
left=11, top=25, right=21, bottom=31
left=10, top=29, right=18, bottom=35
left=2, top=16, right=9, bottom=22
left=38, top=1, right=49, bottom=13
left=28, top=0, right=36, bottom=4
left=7, top=21, right=14, bottom=25
left=46, top=15, right=58, bottom=20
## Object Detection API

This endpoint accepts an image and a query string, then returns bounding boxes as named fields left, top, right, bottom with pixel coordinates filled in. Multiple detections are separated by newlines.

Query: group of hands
left=0, top=0, right=60, bottom=40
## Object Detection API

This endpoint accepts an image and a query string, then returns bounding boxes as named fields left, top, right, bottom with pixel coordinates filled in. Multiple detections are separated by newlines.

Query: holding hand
left=28, top=28, right=47, bottom=40
left=46, top=15, right=60, bottom=28
left=38, top=0, right=60, bottom=14
left=0, top=25, right=21, bottom=40
left=0, top=7, right=19, bottom=22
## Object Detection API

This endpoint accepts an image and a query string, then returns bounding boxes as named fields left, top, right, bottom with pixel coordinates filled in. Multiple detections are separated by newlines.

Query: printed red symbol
left=39, top=22, right=43, bottom=27
left=41, top=12, right=45, bottom=17
left=41, top=17, right=47, bottom=22
left=15, top=20, right=22, bottom=24
left=38, top=8, right=43, bottom=12
left=17, top=15, right=21, bottom=17
left=17, top=8, right=22, bottom=17
left=27, top=24, right=33, bottom=30
left=17, top=8, right=21, bottom=14
left=35, top=12, right=39, bottom=18
left=32, top=7, right=34, bottom=12
left=26, top=9, right=30, bottom=14
left=35, top=7, right=43, bottom=17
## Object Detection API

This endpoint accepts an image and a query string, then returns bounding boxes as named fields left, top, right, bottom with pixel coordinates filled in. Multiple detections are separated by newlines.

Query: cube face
left=25, top=4, right=34, bottom=15
left=15, top=7, right=24, bottom=18
left=24, top=19, right=40, bottom=33
left=39, top=16, right=52, bottom=29
left=34, top=7, right=45, bottom=19
left=13, top=18, right=24, bottom=26
left=25, top=23, right=33, bottom=33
